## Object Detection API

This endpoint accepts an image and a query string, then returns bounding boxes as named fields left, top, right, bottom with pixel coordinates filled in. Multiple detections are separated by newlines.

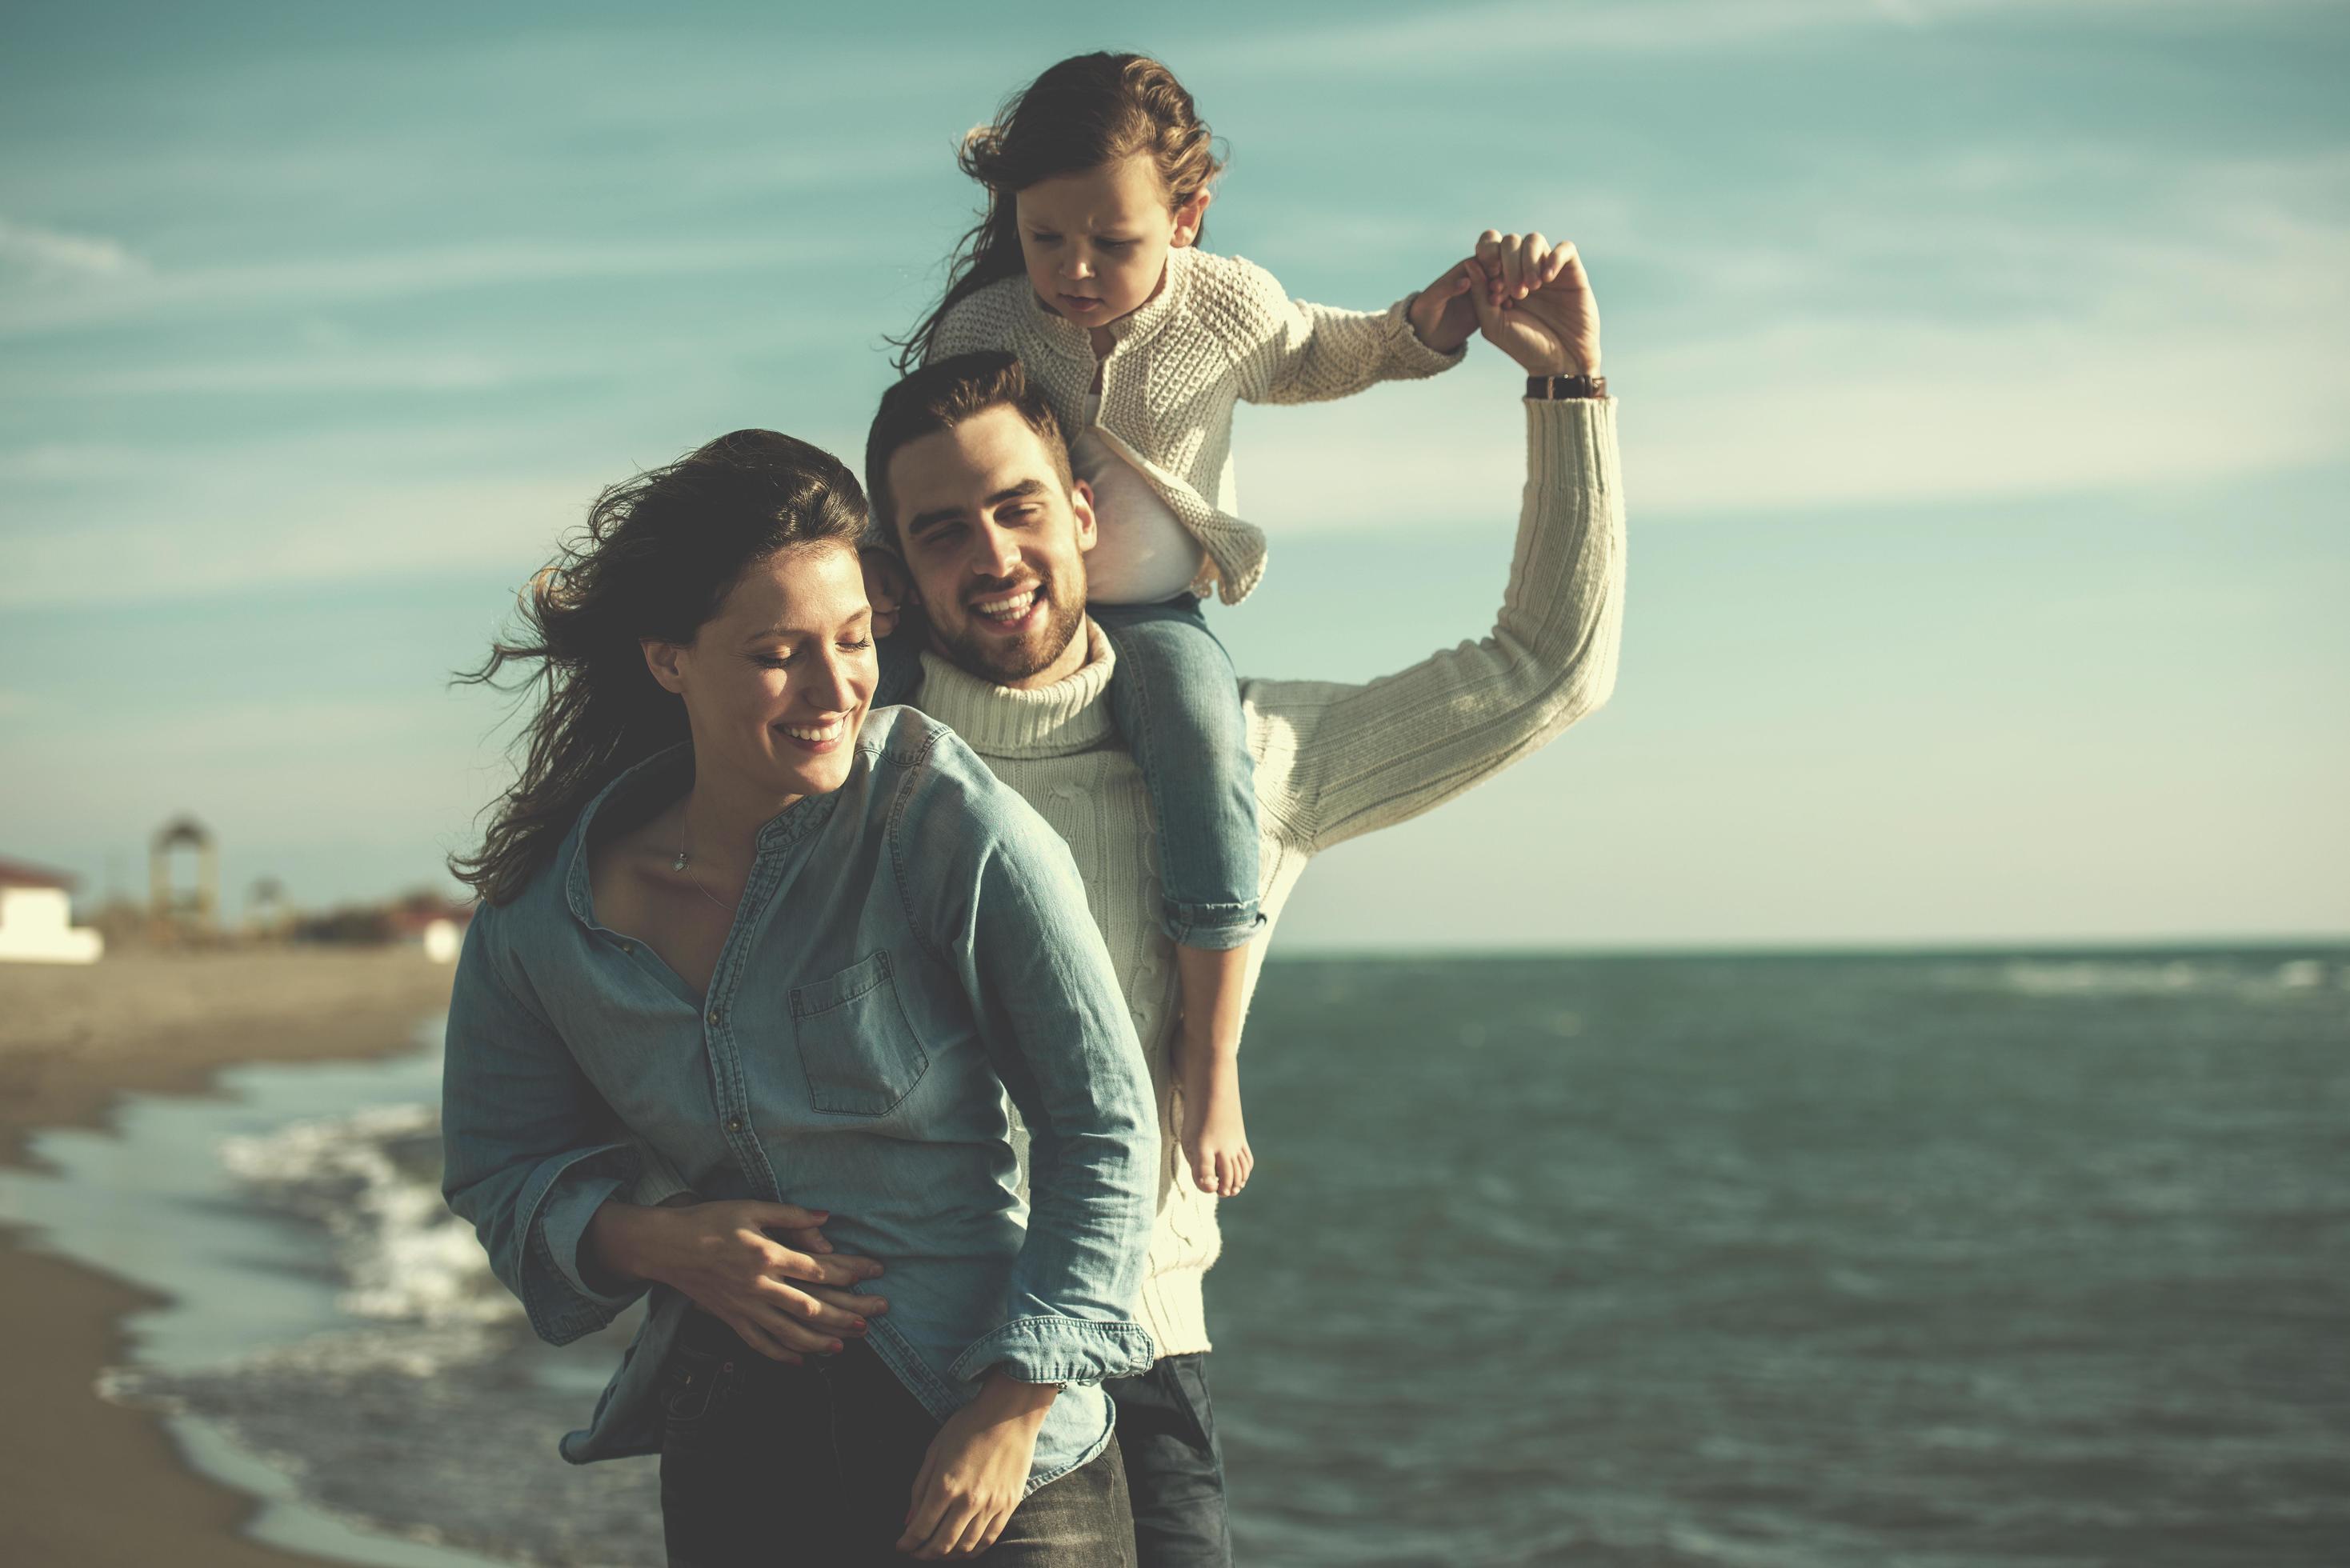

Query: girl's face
left=1014, top=152, right=1210, bottom=330
left=642, top=541, right=878, bottom=807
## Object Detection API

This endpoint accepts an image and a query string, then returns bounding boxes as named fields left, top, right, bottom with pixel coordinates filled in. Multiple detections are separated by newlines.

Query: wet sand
left=0, top=948, right=454, bottom=1566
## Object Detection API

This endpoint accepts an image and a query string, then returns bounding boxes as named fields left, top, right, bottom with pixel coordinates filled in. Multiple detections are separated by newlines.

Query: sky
left=2, top=0, right=2344, bottom=950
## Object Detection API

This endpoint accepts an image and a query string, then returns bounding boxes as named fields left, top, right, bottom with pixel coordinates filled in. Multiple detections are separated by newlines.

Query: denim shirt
left=439, top=706, right=1159, bottom=1489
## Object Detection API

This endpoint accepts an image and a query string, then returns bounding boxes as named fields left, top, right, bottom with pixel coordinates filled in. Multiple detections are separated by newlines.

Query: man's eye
left=755, top=652, right=794, bottom=668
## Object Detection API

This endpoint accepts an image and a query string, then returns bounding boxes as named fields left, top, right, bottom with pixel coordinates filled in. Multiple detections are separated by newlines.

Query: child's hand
left=1407, top=257, right=1480, bottom=355
left=859, top=546, right=907, bottom=639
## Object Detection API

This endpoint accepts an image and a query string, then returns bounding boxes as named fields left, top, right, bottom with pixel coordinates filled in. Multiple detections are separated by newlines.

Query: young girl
left=873, top=51, right=1510, bottom=1200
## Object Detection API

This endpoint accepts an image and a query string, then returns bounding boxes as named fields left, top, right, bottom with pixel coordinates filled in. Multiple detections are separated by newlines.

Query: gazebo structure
left=150, top=814, right=220, bottom=942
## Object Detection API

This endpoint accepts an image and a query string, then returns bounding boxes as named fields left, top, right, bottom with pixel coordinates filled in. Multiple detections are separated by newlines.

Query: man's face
left=886, top=405, right=1096, bottom=690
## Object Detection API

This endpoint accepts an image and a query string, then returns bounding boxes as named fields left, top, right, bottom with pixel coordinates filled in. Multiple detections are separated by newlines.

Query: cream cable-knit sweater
left=928, top=246, right=1464, bottom=605
left=904, top=395, right=1624, bottom=1356
left=627, top=397, right=1623, bottom=1358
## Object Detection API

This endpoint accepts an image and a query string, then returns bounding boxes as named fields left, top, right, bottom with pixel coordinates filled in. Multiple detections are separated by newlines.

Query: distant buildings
left=0, top=858, right=105, bottom=964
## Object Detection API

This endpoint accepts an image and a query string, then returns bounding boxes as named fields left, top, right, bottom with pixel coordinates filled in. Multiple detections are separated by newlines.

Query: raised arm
left=1250, top=233, right=1623, bottom=854
left=1232, top=253, right=1466, bottom=406
left=439, top=906, right=648, bottom=1346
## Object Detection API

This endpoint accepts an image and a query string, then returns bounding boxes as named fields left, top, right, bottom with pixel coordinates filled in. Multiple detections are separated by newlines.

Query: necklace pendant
left=671, top=851, right=689, bottom=873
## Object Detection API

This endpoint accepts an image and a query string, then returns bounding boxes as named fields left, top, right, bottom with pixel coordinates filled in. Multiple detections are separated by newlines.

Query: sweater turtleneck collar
left=914, top=618, right=1119, bottom=758
left=1019, top=246, right=1195, bottom=364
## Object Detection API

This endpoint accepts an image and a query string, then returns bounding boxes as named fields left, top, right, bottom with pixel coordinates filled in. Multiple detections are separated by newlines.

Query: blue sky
left=2, top=0, right=2344, bottom=948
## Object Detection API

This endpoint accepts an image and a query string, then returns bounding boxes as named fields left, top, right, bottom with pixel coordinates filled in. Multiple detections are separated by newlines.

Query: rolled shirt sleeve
left=900, top=747, right=1160, bottom=1388
left=441, top=907, right=649, bottom=1344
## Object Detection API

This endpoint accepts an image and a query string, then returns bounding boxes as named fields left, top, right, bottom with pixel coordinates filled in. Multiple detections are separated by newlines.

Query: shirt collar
left=911, top=618, right=1118, bottom=759
left=557, top=741, right=842, bottom=928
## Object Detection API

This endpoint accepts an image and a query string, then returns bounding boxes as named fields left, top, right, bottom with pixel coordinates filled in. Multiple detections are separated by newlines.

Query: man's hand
left=861, top=546, right=909, bottom=640
left=1467, top=230, right=1600, bottom=378
left=588, top=1198, right=888, bottom=1363
left=895, top=1370, right=1056, bottom=1558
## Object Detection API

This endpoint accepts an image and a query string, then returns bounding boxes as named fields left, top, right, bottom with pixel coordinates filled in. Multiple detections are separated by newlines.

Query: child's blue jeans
left=872, top=594, right=1263, bottom=952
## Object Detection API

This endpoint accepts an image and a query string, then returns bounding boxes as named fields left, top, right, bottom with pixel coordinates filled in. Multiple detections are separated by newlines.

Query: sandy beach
left=0, top=948, right=454, bottom=1567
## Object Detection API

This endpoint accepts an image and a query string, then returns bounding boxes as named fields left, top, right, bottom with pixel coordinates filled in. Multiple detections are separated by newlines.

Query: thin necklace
left=672, top=815, right=738, bottom=915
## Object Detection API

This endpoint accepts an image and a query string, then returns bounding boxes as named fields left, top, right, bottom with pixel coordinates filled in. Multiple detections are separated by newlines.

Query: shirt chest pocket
left=789, top=950, right=931, bottom=1117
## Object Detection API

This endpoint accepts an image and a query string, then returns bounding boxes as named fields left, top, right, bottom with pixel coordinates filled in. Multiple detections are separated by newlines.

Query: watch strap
left=1527, top=372, right=1607, bottom=400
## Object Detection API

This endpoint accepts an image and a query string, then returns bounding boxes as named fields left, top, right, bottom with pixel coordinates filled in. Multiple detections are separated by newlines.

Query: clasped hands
left=1405, top=227, right=1602, bottom=378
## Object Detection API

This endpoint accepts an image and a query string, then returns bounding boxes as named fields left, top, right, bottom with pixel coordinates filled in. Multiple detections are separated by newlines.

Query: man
left=856, top=230, right=1623, bottom=1565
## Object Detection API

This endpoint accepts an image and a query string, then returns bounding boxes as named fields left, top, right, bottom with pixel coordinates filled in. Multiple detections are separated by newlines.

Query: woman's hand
left=586, top=1198, right=888, bottom=1363
left=895, top=1371, right=1057, bottom=1559
left=1467, top=230, right=1601, bottom=378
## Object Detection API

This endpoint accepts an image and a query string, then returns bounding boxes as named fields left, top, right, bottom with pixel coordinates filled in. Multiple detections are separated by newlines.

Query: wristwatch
left=1527, top=372, right=1607, bottom=399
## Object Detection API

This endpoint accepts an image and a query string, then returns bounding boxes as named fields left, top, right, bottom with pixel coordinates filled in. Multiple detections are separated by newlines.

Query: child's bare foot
left=1178, top=1046, right=1253, bottom=1197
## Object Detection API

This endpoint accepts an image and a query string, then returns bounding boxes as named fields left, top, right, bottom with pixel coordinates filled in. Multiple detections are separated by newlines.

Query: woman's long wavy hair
left=451, top=430, right=868, bottom=906
left=890, top=51, right=1224, bottom=373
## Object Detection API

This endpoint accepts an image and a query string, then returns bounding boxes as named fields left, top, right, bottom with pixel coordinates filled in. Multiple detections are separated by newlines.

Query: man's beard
left=930, top=570, right=1087, bottom=686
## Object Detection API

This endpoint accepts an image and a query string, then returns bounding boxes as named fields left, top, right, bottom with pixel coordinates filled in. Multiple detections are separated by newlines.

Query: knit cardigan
left=927, top=246, right=1465, bottom=604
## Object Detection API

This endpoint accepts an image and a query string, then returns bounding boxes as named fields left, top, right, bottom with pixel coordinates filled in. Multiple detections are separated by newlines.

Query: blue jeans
left=1105, top=1353, right=1232, bottom=1568
left=875, top=595, right=1262, bottom=951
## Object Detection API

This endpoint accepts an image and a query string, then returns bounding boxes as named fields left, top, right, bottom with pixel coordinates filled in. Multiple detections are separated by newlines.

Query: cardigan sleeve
left=1243, top=395, right=1625, bottom=855
left=1220, top=254, right=1465, bottom=407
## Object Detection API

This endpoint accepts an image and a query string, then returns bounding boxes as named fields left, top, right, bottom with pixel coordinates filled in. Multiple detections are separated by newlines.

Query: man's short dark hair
left=863, top=351, right=1075, bottom=550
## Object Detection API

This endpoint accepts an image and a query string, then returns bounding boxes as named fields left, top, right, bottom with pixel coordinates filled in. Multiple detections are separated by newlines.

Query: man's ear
left=1069, top=478, right=1100, bottom=554
left=641, top=638, right=690, bottom=695
left=1170, top=186, right=1212, bottom=250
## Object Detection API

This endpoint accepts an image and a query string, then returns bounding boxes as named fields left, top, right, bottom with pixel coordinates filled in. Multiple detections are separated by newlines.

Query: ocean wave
left=219, top=1103, right=516, bottom=1329
left=1973, top=957, right=2349, bottom=1001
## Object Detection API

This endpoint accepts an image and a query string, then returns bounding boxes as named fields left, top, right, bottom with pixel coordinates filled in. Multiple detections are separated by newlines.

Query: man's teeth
left=973, top=589, right=1038, bottom=621
left=783, top=719, right=844, bottom=742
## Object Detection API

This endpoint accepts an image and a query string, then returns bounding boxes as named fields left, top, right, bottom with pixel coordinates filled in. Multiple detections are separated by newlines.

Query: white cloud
left=0, top=218, right=147, bottom=281
left=1235, top=147, right=2350, bottom=526
left=0, top=234, right=832, bottom=338
left=1203, top=0, right=2329, bottom=68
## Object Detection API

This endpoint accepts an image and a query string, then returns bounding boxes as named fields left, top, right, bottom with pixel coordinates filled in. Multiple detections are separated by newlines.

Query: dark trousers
left=1104, top=1354, right=1233, bottom=1568
left=659, top=1310, right=1135, bottom=1566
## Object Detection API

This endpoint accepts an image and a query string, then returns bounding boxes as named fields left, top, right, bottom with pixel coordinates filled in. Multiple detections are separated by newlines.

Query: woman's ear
left=641, top=638, right=690, bottom=695
left=1170, top=186, right=1212, bottom=250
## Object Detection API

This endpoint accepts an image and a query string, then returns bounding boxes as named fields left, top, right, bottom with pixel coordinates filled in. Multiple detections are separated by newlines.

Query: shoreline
left=0, top=949, right=455, bottom=1568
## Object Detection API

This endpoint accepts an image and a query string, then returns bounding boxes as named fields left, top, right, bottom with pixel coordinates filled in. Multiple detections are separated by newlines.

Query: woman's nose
left=804, top=646, right=862, bottom=712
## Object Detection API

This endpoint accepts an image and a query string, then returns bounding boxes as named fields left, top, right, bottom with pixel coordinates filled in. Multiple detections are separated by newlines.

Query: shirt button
left=708, top=1007, right=723, bottom=1026
left=727, top=1118, right=743, bottom=1133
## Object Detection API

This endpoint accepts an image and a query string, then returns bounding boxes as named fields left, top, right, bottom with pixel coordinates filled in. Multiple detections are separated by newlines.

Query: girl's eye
left=1097, top=238, right=1135, bottom=250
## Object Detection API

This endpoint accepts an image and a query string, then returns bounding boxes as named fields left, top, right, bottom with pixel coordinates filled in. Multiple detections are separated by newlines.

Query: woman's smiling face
left=643, top=540, right=878, bottom=806
left=1013, top=153, right=1209, bottom=330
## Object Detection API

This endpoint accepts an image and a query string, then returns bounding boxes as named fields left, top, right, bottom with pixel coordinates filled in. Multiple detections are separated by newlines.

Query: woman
left=439, top=429, right=1158, bottom=1564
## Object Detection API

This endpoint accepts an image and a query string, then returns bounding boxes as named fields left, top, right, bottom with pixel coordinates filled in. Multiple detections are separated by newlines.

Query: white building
left=0, top=858, right=104, bottom=964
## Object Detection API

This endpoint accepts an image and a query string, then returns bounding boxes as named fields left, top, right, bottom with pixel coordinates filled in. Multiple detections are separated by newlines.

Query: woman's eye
left=840, top=639, right=874, bottom=652
left=1028, top=231, right=1060, bottom=246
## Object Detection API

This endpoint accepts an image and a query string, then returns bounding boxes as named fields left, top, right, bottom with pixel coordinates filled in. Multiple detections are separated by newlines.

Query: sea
left=2, top=947, right=2344, bottom=1567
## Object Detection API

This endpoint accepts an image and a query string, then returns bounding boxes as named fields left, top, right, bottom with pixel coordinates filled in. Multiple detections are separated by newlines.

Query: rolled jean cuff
left=1166, top=900, right=1263, bottom=952
left=951, top=1318, right=1159, bottom=1387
